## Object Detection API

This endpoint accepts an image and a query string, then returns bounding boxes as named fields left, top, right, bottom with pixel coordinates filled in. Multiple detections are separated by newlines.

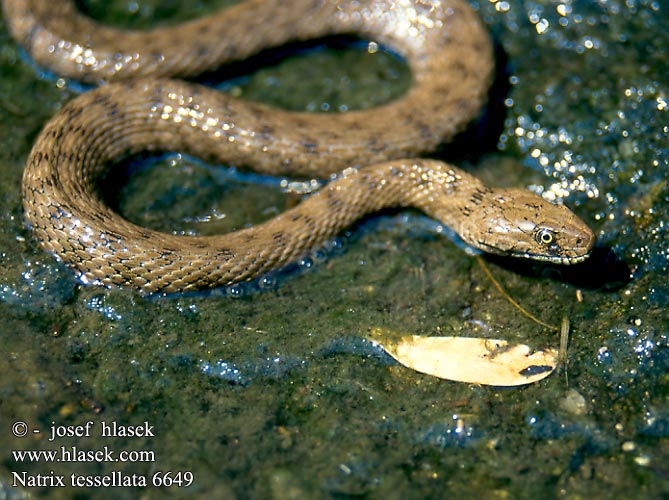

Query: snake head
left=461, top=188, right=595, bottom=264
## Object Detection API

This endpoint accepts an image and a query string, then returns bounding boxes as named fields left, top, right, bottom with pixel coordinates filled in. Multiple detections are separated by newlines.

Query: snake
left=3, top=0, right=595, bottom=294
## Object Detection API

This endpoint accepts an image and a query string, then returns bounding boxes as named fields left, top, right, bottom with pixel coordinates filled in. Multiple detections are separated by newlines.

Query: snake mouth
left=510, top=251, right=592, bottom=266
left=475, top=240, right=592, bottom=265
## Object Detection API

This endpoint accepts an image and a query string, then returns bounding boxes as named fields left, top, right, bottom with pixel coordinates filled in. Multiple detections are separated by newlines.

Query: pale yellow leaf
left=371, top=329, right=557, bottom=386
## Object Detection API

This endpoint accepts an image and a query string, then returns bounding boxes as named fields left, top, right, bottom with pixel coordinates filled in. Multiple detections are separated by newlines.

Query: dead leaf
left=371, top=328, right=557, bottom=386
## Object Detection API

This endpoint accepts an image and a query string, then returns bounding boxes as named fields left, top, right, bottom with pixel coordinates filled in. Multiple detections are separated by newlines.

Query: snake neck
left=239, top=159, right=486, bottom=265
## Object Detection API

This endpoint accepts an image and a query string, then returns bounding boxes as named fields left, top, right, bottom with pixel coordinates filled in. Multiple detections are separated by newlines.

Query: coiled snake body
left=4, top=0, right=595, bottom=294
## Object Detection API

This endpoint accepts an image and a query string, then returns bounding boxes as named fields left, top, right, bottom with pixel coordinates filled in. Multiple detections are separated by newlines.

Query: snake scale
left=3, top=0, right=595, bottom=294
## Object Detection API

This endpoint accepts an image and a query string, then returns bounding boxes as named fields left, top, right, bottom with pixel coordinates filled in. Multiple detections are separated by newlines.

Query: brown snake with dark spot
left=3, top=0, right=595, bottom=294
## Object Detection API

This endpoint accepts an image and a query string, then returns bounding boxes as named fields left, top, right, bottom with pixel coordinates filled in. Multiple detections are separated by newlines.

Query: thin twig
left=475, top=256, right=559, bottom=332
left=559, top=315, right=570, bottom=385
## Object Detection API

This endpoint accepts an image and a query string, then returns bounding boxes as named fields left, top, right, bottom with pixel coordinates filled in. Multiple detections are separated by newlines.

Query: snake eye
left=536, top=228, right=555, bottom=246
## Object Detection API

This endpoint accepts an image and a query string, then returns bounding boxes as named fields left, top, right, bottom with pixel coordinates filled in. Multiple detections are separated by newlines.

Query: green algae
left=1, top=0, right=669, bottom=499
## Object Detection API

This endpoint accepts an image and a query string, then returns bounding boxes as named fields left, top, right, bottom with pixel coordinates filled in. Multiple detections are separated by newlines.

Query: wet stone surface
left=1, top=0, right=669, bottom=498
